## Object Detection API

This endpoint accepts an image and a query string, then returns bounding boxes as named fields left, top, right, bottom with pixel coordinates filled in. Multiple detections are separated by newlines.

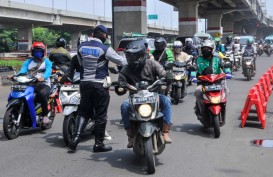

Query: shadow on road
left=172, top=123, right=217, bottom=139
left=109, top=119, right=124, bottom=129
left=0, top=127, right=47, bottom=141
left=89, top=148, right=164, bottom=175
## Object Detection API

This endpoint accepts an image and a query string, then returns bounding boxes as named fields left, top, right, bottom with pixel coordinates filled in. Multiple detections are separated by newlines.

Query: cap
left=94, top=25, right=108, bottom=34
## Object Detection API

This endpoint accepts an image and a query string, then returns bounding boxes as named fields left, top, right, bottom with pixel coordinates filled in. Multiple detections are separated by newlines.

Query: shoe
left=163, top=123, right=172, bottom=143
left=68, top=135, right=81, bottom=151
left=119, top=119, right=124, bottom=124
left=104, top=130, right=112, bottom=140
left=57, top=134, right=63, bottom=140
left=126, top=129, right=133, bottom=148
left=67, top=116, right=86, bottom=152
left=93, top=142, right=112, bottom=153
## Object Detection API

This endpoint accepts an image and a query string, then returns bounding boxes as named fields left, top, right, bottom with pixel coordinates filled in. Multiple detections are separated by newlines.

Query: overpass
left=113, top=0, right=273, bottom=47
left=0, top=0, right=178, bottom=50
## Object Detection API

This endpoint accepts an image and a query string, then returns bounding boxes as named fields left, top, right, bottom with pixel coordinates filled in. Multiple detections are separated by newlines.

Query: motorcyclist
left=183, top=38, right=199, bottom=58
left=16, top=42, right=52, bottom=125
left=150, top=37, right=174, bottom=66
left=214, top=37, right=225, bottom=54
left=119, top=40, right=173, bottom=147
left=241, top=37, right=257, bottom=75
left=195, top=40, right=223, bottom=118
left=224, top=35, right=234, bottom=53
left=49, top=37, right=71, bottom=72
left=233, top=36, right=242, bottom=53
left=68, top=25, right=127, bottom=152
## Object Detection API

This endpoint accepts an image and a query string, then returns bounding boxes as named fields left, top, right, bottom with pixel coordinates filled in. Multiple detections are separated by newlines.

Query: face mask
left=33, top=50, right=44, bottom=59
left=202, top=49, right=212, bottom=58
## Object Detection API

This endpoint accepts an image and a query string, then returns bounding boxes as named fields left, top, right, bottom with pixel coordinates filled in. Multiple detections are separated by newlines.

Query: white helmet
left=234, top=36, right=240, bottom=44
left=173, top=40, right=183, bottom=48
left=185, top=38, right=193, bottom=46
left=201, top=39, right=215, bottom=53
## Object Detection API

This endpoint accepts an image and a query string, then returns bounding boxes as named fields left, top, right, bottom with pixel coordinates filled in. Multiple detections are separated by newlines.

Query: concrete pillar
left=256, top=28, right=265, bottom=39
left=71, top=31, right=81, bottom=50
left=222, top=14, right=234, bottom=35
left=18, top=27, right=32, bottom=51
left=177, top=1, right=199, bottom=36
left=113, top=0, right=147, bottom=49
left=244, top=24, right=257, bottom=37
left=206, top=13, right=223, bottom=38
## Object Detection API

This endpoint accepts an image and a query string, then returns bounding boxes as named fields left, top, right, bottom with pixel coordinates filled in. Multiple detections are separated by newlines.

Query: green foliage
left=0, top=29, right=18, bottom=52
left=32, top=27, right=71, bottom=48
left=0, top=59, right=24, bottom=68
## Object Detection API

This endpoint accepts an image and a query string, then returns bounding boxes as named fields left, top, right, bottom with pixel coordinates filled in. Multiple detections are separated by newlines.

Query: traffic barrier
left=254, top=83, right=267, bottom=112
left=258, top=77, right=269, bottom=102
left=241, top=88, right=266, bottom=129
left=263, top=73, right=272, bottom=96
left=55, top=98, right=62, bottom=113
left=266, top=69, right=273, bottom=85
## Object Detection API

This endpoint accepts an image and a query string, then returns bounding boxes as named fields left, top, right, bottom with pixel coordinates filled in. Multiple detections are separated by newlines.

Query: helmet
left=226, top=35, right=233, bottom=43
left=93, top=25, right=108, bottom=43
left=234, top=36, right=240, bottom=44
left=246, top=37, right=254, bottom=47
left=31, top=42, right=46, bottom=60
left=56, top=37, right=66, bottom=48
left=185, top=38, right=193, bottom=47
left=125, top=40, right=147, bottom=71
left=154, top=37, right=167, bottom=51
left=201, top=39, right=215, bottom=57
left=173, top=41, right=183, bottom=54
left=214, top=37, right=220, bottom=42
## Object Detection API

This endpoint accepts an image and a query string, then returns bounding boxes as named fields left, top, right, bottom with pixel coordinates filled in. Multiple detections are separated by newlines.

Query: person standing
left=68, top=25, right=127, bottom=152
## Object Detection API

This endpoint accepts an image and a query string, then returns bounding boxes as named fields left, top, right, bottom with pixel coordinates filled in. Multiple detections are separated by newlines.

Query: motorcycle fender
left=173, top=82, right=182, bottom=87
left=6, top=99, right=22, bottom=109
left=138, top=122, right=157, bottom=138
left=209, top=105, right=221, bottom=115
left=63, top=106, right=78, bottom=116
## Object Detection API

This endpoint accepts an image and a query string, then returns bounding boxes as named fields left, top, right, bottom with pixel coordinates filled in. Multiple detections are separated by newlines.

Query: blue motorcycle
left=3, top=72, right=57, bottom=140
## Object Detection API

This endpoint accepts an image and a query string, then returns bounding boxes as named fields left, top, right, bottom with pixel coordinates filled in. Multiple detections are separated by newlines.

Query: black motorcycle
left=112, top=77, right=167, bottom=174
left=242, top=52, right=255, bottom=81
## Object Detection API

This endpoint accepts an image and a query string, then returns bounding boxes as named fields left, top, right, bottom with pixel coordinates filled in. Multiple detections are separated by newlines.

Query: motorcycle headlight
left=138, top=104, right=152, bottom=118
left=210, top=96, right=221, bottom=104
left=174, top=74, right=182, bottom=80
left=69, top=93, right=81, bottom=105
left=246, top=61, right=252, bottom=65
left=60, top=92, right=69, bottom=104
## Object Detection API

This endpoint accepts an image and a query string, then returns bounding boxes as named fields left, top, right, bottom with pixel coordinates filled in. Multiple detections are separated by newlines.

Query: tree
left=0, top=29, right=18, bottom=52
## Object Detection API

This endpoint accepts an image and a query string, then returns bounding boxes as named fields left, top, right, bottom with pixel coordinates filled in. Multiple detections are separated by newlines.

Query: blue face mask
left=33, top=49, right=44, bottom=59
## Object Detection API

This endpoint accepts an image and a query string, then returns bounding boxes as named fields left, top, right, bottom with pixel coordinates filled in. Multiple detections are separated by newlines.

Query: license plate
left=204, top=85, right=222, bottom=91
left=60, top=85, right=79, bottom=91
left=11, top=85, right=27, bottom=91
left=133, top=96, right=156, bottom=104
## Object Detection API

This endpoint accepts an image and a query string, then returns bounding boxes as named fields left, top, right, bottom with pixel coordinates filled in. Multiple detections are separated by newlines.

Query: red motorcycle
left=195, top=73, right=227, bottom=138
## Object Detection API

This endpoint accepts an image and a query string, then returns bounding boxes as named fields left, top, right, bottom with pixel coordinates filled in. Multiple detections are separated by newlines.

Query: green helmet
left=214, top=37, right=220, bottom=42
left=246, top=37, right=254, bottom=46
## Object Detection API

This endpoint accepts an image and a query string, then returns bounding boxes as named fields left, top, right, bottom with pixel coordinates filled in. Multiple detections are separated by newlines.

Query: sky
left=10, top=0, right=273, bottom=28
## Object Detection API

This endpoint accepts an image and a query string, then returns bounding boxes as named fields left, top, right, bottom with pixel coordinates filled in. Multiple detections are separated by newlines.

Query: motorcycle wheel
left=63, top=113, right=76, bottom=146
left=246, top=68, right=251, bottom=81
left=41, top=101, right=56, bottom=130
left=173, top=87, right=180, bottom=105
left=144, top=137, right=155, bottom=174
left=211, top=113, right=220, bottom=138
left=3, top=107, right=21, bottom=140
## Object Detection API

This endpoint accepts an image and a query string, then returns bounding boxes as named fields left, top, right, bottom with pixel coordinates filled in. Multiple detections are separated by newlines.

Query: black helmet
left=56, top=37, right=66, bottom=48
left=154, top=37, right=167, bottom=51
left=226, top=35, right=233, bottom=43
left=125, top=40, right=146, bottom=71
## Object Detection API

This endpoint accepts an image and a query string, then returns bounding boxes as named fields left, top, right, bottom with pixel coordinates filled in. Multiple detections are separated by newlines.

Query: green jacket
left=150, top=48, right=174, bottom=66
left=196, top=56, right=222, bottom=75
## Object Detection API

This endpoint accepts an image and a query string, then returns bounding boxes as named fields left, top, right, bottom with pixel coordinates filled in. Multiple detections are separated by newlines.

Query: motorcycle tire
left=63, top=113, right=77, bottom=146
left=246, top=68, right=251, bottom=81
left=211, top=113, right=220, bottom=138
left=41, top=101, right=56, bottom=130
left=173, top=87, right=180, bottom=105
left=3, top=107, right=21, bottom=140
left=144, top=137, right=155, bottom=174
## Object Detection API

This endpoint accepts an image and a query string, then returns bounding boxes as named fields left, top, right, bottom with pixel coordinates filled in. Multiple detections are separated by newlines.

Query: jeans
left=120, top=94, right=172, bottom=129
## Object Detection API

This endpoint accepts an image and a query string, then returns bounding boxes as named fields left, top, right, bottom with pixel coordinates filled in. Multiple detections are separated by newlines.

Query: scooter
left=257, top=44, right=264, bottom=56
left=242, top=52, right=255, bottom=81
left=233, top=51, right=242, bottom=71
left=112, top=76, right=167, bottom=174
left=264, top=45, right=272, bottom=57
left=3, top=71, right=57, bottom=140
left=195, top=73, right=227, bottom=138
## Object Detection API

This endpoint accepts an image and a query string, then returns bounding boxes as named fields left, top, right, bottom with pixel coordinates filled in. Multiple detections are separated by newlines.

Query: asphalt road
left=1, top=55, right=273, bottom=177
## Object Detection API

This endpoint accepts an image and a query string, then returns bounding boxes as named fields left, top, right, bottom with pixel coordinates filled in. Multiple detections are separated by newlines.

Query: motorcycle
left=112, top=76, right=168, bottom=174
left=257, top=44, right=264, bottom=56
left=170, top=60, right=191, bottom=104
left=3, top=71, right=57, bottom=140
left=264, top=45, right=272, bottom=57
left=222, top=54, right=233, bottom=77
left=195, top=73, right=227, bottom=138
left=233, top=51, right=242, bottom=71
left=242, top=52, right=255, bottom=81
